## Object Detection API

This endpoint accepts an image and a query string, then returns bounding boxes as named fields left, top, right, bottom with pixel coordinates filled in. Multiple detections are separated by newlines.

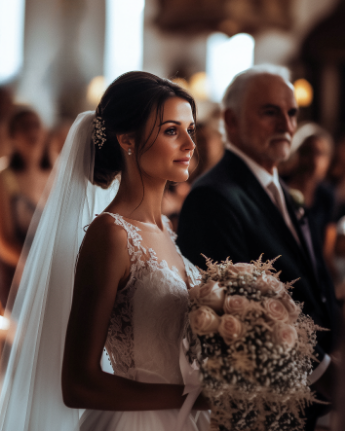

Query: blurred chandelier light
left=87, top=76, right=106, bottom=107
left=293, top=79, right=313, bottom=107
left=189, top=72, right=209, bottom=101
left=0, top=315, right=10, bottom=331
left=0, top=0, right=25, bottom=83
left=206, top=33, right=254, bottom=102
left=172, top=78, right=189, bottom=91
left=105, top=0, right=145, bottom=85
left=154, top=0, right=293, bottom=36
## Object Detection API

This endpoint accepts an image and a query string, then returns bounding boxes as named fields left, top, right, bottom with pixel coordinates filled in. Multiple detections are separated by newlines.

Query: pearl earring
left=128, top=148, right=132, bottom=156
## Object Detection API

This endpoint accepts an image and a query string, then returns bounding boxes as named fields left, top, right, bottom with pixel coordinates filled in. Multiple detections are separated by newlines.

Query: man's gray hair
left=222, top=64, right=292, bottom=115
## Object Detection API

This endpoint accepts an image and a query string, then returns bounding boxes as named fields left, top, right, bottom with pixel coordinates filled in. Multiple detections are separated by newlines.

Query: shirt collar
left=227, top=143, right=280, bottom=189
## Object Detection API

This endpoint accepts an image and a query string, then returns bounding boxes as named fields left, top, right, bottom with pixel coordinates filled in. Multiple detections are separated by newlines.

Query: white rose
left=223, top=295, right=249, bottom=316
left=255, top=273, right=285, bottom=295
left=189, top=306, right=221, bottom=336
left=272, top=322, right=298, bottom=350
left=281, top=293, right=300, bottom=323
left=196, top=281, right=226, bottom=313
left=218, top=315, right=244, bottom=344
left=264, top=298, right=289, bottom=323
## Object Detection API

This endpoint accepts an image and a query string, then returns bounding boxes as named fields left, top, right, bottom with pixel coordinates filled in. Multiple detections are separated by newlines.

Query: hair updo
left=93, top=71, right=196, bottom=188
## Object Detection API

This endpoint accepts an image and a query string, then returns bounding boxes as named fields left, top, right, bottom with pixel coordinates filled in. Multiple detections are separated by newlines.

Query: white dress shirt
left=226, top=144, right=330, bottom=383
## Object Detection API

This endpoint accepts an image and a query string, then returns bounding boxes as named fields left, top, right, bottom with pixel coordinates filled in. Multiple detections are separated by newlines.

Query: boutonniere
left=288, top=188, right=306, bottom=221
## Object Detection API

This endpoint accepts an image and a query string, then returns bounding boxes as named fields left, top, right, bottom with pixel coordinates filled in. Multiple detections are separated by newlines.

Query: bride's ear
left=117, top=133, right=135, bottom=155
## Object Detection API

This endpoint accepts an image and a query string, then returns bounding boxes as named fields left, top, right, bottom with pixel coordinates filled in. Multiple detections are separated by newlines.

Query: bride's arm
left=62, top=214, right=208, bottom=411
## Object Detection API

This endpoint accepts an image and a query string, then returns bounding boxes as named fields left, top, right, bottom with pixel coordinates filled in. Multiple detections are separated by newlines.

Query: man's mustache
left=268, top=133, right=292, bottom=144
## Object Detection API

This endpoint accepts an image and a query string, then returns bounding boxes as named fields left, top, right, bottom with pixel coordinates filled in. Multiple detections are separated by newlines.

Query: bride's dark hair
left=94, top=71, right=196, bottom=188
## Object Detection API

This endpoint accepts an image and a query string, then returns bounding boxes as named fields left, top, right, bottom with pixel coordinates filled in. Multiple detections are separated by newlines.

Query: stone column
left=17, top=0, right=105, bottom=125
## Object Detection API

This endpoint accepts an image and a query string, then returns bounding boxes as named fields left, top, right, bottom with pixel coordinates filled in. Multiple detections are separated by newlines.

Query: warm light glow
left=105, top=0, right=145, bottom=85
left=189, top=72, right=209, bottom=101
left=206, top=33, right=255, bottom=102
left=172, top=78, right=189, bottom=91
left=0, top=316, right=10, bottom=331
left=87, top=76, right=106, bottom=107
left=0, top=0, right=25, bottom=83
left=294, top=79, right=313, bottom=107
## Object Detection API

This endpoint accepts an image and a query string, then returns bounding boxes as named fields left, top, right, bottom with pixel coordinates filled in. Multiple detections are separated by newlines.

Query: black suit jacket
left=177, top=150, right=339, bottom=361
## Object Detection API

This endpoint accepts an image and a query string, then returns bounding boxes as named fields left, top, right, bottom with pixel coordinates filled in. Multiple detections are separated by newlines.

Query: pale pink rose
left=281, top=293, right=300, bottom=323
left=264, top=298, right=289, bottom=322
left=218, top=315, right=244, bottom=344
left=197, top=281, right=226, bottom=313
left=228, top=262, right=254, bottom=277
left=223, top=295, right=249, bottom=316
left=189, top=306, right=221, bottom=335
left=272, top=322, right=298, bottom=350
left=255, top=273, right=285, bottom=295
left=268, top=276, right=286, bottom=294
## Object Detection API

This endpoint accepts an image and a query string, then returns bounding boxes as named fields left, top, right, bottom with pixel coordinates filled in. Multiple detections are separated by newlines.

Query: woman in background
left=285, top=123, right=334, bottom=244
left=0, top=107, right=51, bottom=308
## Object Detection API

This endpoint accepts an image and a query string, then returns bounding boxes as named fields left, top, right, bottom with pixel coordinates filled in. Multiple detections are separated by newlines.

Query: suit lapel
left=224, top=151, right=316, bottom=276
left=281, top=185, right=319, bottom=278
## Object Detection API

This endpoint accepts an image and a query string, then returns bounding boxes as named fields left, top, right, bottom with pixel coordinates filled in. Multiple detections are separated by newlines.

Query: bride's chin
left=168, top=172, right=189, bottom=183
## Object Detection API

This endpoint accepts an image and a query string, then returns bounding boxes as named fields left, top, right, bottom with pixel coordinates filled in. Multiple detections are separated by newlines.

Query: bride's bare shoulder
left=80, top=213, right=129, bottom=259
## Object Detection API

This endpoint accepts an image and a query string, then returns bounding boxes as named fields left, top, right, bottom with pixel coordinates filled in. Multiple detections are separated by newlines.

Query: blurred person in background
left=162, top=104, right=224, bottom=230
left=329, top=216, right=345, bottom=301
left=0, top=107, right=52, bottom=309
left=162, top=181, right=191, bottom=232
left=328, top=135, right=345, bottom=221
left=188, top=104, right=224, bottom=183
left=283, top=123, right=335, bottom=245
left=46, top=118, right=72, bottom=166
left=0, top=86, right=14, bottom=166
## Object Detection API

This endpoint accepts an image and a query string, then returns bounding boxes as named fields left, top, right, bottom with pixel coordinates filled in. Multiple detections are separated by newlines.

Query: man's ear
left=223, top=108, right=240, bottom=144
left=117, top=133, right=135, bottom=154
left=223, top=108, right=238, bottom=132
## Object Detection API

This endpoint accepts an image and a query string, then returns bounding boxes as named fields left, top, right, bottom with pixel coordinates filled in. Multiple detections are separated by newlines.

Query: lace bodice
left=103, top=213, right=200, bottom=385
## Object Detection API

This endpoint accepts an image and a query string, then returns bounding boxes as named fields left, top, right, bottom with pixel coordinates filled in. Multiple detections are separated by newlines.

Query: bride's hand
left=193, top=393, right=210, bottom=410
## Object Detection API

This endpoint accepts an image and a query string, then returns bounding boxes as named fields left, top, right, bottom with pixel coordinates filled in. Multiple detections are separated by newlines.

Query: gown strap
left=101, top=212, right=147, bottom=261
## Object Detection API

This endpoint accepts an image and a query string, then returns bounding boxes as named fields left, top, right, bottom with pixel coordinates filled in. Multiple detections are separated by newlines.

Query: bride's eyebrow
left=160, top=120, right=181, bottom=126
left=159, top=120, right=195, bottom=126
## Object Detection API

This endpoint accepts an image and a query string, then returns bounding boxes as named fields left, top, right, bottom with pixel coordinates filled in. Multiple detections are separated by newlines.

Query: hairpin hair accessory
left=92, top=116, right=107, bottom=149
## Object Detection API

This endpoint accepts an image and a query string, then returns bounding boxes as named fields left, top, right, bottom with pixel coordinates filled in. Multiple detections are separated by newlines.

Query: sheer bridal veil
left=0, top=111, right=118, bottom=431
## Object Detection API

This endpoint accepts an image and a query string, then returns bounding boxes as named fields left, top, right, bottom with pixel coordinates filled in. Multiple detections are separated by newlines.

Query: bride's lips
left=173, top=157, right=190, bottom=165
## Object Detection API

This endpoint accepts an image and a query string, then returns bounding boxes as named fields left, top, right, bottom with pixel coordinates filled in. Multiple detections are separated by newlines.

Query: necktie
left=267, top=181, right=300, bottom=244
left=267, top=181, right=285, bottom=216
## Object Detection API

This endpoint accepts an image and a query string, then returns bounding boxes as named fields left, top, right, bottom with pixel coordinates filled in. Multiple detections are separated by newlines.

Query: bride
left=0, top=72, right=210, bottom=431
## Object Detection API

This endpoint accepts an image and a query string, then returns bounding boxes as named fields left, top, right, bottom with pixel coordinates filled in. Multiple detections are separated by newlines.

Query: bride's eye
left=165, top=127, right=177, bottom=135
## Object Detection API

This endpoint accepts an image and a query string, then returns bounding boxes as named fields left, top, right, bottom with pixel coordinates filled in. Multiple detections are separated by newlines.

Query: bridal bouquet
left=188, top=256, right=319, bottom=431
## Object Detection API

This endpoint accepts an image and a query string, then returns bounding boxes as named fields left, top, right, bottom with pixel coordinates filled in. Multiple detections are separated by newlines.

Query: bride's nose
left=182, top=132, right=196, bottom=151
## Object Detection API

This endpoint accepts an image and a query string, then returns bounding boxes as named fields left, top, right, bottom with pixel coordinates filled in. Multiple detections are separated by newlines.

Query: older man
left=177, top=65, right=338, bottom=430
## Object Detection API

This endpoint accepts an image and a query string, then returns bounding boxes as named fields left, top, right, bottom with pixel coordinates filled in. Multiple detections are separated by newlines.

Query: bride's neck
left=112, top=171, right=166, bottom=228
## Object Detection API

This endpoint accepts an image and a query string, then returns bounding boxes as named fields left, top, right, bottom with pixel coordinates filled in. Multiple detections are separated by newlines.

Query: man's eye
left=264, top=110, right=276, bottom=116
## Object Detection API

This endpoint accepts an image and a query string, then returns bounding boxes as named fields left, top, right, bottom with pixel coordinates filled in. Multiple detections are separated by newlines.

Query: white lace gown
left=79, top=213, right=210, bottom=431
